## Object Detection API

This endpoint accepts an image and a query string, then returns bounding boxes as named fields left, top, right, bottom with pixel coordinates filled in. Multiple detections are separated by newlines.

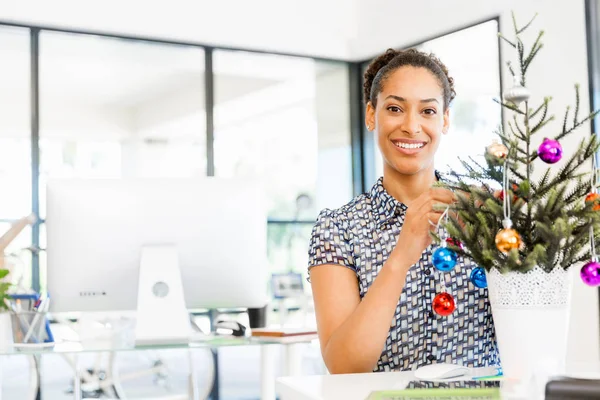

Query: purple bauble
left=537, top=138, right=563, bottom=164
left=580, top=261, right=600, bottom=286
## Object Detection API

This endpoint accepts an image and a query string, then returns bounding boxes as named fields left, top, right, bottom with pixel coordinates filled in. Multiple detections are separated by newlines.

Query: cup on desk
left=10, top=310, right=53, bottom=347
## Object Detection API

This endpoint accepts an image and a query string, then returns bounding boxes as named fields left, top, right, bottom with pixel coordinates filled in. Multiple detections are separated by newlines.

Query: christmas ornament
left=538, top=138, right=563, bottom=164
left=432, top=247, right=457, bottom=272
left=580, top=261, right=600, bottom=287
left=495, top=227, right=522, bottom=253
left=470, top=267, right=488, bottom=288
left=585, top=192, right=600, bottom=211
left=496, top=159, right=523, bottom=253
left=504, top=75, right=531, bottom=106
left=432, top=292, right=456, bottom=316
left=446, top=237, right=464, bottom=250
left=493, top=183, right=520, bottom=203
left=486, top=140, right=509, bottom=160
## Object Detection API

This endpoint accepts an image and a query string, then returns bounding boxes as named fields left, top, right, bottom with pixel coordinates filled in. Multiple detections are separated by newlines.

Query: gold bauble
left=486, top=140, right=509, bottom=160
left=495, top=228, right=522, bottom=253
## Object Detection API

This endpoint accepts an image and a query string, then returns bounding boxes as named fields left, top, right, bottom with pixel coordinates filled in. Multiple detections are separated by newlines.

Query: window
left=0, top=26, right=33, bottom=289
left=38, top=31, right=206, bottom=290
left=213, top=50, right=352, bottom=280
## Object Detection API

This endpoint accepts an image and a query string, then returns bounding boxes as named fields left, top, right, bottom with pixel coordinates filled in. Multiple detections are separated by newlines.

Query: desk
left=277, top=369, right=516, bottom=400
left=0, top=329, right=319, bottom=400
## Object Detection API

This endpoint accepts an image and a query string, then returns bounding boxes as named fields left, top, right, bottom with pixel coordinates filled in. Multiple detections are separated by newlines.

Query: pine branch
left=526, top=30, right=544, bottom=57
left=514, top=146, right=530, bottom=158
left=563, top=176, right=593, bottom=206
left=512, top=11, right=519, bottom=35
left=529, top=97, right=549, bottom=122
left=498, top=33, right=517, bottom=49
left=538, top=138, right=591, bottom=190
left=507, top=61, right=517, bottom=77
left=517, top=39, right=526, bottom=85
left=524, top=43, right=543, bottom=74
left=508, top=120, right=526, bottom=141
left=507, top=165, right=527, bottom=182
left=561, top=106, right=571, bottom=135
left=556, top=109, right=600, bottom=142
left=531, top=115, right=555, bottom=135
left=533, top=168, right=551, bottom=192
left=517, top=12, right=539, bottom=34
left=574, top=84, right=581, bottom=126
left=512, top=115, right=527, bottom=138
left=442, top=12, right=600, bottom=273
left=493, top=98, right=526, bottom=115
left=529, top=97, right=551, bottom=119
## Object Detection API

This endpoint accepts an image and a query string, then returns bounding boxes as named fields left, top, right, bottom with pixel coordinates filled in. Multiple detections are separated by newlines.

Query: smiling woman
left=307, top=48, right=499, bottom=374
left=364, top=49, right=453, bottom=184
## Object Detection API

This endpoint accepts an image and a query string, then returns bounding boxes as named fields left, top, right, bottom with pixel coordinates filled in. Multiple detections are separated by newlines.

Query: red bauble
left=493, top=183, right=520, bottom=203
left=432, top=292, right=456, bottom=316
left=585, top=193, right=600, bottom=211
left=445, top=237, right=464, bottom=250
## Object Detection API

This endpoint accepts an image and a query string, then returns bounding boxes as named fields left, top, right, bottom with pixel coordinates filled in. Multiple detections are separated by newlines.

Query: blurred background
left=0, top=0, right=599, bottom=399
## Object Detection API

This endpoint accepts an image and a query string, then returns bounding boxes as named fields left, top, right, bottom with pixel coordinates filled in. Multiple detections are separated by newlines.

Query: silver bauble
left=504, top=75, right=531, bottom=106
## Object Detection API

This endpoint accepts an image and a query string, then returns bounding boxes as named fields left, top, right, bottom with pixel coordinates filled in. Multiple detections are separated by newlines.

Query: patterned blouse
left=307, top=177, right=499, bottom=372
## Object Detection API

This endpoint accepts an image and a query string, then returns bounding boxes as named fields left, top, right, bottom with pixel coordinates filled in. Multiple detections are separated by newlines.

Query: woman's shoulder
left=315, top=192, right=372, bottom=225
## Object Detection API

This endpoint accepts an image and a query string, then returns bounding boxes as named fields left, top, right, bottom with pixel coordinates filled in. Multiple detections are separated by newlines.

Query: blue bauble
left=432, top=247, right=457, bottom=272
left=470, top=267, right=488, bottom=288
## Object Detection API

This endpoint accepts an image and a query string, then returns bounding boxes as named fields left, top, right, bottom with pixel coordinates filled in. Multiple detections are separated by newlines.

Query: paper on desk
left=365, top=387, right=501, bottom=400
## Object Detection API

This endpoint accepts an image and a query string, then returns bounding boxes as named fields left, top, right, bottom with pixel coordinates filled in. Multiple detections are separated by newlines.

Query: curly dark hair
left=363, top=48, right=456, bottom=110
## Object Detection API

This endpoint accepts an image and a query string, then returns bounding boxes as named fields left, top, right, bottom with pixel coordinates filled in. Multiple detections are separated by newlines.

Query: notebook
left=250, top=327, right=317, bottom=337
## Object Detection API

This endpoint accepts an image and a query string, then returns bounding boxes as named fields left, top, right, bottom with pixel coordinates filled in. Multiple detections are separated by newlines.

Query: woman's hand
left=395, top=188, right=456, bottom=266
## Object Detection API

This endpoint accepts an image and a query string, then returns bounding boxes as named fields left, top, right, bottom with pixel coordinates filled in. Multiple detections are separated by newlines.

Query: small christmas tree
left=438, top=12, right=600, bottom=275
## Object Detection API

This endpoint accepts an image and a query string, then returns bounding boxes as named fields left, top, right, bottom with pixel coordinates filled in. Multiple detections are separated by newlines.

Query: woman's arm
left=310, top=188, right=456, bottom=374
left=310, top=244, right=412, bottom=374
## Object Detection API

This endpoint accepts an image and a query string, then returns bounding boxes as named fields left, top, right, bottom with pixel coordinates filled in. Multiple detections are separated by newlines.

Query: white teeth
left=395, top=142, right=425, bottom=149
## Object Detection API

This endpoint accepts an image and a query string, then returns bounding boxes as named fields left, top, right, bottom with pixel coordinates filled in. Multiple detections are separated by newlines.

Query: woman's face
left=366, top=66, right=449, bottom=177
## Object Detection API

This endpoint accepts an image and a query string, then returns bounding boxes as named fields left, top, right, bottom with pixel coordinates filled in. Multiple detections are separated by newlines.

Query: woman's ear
left=442, top=108, right=450, bottom=134
left=365, top=102, right=375, bottom=131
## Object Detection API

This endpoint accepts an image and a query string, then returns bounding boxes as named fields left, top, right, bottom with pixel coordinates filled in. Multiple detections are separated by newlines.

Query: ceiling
left=0, top=0, right=510, bottom=61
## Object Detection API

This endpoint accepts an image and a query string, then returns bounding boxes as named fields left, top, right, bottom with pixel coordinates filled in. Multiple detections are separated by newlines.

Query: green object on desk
left=366, top=387, right=501, bottom=400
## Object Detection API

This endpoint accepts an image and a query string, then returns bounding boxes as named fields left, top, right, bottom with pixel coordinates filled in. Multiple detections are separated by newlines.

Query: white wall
left=0, top=0, right=358, bottom=60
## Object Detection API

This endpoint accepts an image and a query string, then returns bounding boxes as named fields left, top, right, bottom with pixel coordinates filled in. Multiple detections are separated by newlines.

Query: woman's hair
left=363, top=48, right=456, bottom=110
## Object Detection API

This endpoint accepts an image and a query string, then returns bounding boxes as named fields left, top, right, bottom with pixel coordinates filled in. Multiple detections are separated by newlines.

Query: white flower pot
left=0, top=312, right=13, bottom=351
left=486, top=266, right=572, bottom=380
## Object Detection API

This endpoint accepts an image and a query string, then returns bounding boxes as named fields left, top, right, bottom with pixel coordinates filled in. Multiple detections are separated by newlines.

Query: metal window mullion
left=205, top=47, right=215, bottom=177
left=30, top=28, right=40, bottom=293
left=349, top=62, right=366, bottom=196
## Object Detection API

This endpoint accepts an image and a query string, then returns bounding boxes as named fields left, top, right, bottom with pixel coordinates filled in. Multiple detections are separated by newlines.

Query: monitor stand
left=135, top=245, right=192, bottom=346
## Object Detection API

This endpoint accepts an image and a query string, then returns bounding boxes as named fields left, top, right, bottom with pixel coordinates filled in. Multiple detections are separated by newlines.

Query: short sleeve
left=307, top=209, right=355, bottom=276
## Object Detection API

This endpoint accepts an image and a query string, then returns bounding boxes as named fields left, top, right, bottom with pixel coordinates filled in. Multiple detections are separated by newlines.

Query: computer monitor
left=46, top=177, right=268, bottom=344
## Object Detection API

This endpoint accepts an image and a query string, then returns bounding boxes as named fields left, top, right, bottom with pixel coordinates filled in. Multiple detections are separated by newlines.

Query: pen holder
left=10, top=310, right=52, bottom=346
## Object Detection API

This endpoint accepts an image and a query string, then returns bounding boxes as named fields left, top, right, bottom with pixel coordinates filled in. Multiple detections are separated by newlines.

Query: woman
left=308, top=48, right=498, bottom=374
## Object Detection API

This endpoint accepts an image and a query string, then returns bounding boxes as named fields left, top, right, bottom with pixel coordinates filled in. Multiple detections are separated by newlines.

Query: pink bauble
left=580, top=261, right=600, bottom=287
left=537, top=138, right=563, bottom=164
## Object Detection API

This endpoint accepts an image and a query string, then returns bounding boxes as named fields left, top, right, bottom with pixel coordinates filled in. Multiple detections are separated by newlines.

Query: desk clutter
left=251, top=327, right=317, bottom=338
left=366, top=381, right=501, bottom=400
left=3, top=292, right=54, bottom=347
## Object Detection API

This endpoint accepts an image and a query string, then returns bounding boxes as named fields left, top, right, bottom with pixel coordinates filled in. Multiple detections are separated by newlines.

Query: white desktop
left=46, top=177, right=269, bottom=345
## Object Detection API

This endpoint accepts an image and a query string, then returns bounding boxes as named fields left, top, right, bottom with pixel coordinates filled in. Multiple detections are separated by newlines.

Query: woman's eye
left=423, top=108, right=437, bottom=115
left=387, top=106, right=402, bottom=113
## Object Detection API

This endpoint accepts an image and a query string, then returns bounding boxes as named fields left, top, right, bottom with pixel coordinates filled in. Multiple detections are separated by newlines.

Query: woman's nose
left=401, top=111, right=421, bottom=135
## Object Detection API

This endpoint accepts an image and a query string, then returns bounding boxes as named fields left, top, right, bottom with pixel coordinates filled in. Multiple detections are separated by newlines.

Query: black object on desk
left=546, top=377, right=600, bottom=399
